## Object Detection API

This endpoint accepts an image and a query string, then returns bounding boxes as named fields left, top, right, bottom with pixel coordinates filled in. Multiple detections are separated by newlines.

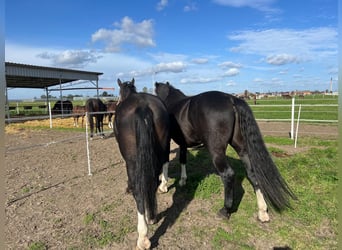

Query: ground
left=5, top=120, right=337, bottom=249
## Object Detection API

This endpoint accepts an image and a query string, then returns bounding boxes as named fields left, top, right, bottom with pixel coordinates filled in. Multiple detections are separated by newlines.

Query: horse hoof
left=257, top=211, right=270, bottom=223
left=146, top=218, right=157, bottom=225
left=136, top=237, right=151, bottom=250
left=157, top=184, right=168, bottom=193
left=217, top=207, right=231, bottom=220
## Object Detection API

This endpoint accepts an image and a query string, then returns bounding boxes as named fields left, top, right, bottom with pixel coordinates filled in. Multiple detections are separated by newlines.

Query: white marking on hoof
left=136, top=237, right=151, bottom=250
left=258, top=210, right=270, bottom=222
left=255, top=189, right=270, bottom=222
left=158, top=182, right=168, bottom=193
left=137, top=212, right=150, bottom=249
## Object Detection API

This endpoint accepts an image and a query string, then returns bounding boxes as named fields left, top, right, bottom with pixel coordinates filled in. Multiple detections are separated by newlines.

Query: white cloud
left=265, top=53, right=300, bottom=65
left=228, top=27, right=337, bottom=65
left=253, top=78, right=264, bottom=83
left=116, top=61, right=187, bottom=80
left=180, top=77, right=220, bottom=84
left=223, top=68, right=240, bottom=76
left=192, top=58, right=209, bottom=64
left=219, top=61, right=242, bottom=68
left=212, top=0, right=278, bottom=12
left=156, top=0, right=168, bottom=11
left=37, top=50, right=100, bottom=68
left=154, top=61, right=187, bottom=74
left=92, top=16, right=155, bottom=52
left=226, top=80, right=237, bottom=86
left=184, top=2, right=198, bottom=12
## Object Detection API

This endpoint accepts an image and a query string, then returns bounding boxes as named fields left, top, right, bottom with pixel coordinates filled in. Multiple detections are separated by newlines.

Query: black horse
left=52, top=100, right=73, bottom=115
left=155, top=82, right=296, bottom=222
left=114, top=78, right=170, bottom=250
left=85, top=98, right=107, bottom=138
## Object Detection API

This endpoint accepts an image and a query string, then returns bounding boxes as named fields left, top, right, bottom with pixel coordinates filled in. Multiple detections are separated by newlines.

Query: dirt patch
left=5, top=120, right=337, bottom=249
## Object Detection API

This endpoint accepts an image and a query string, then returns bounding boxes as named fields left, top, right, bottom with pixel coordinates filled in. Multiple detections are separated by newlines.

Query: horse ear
left=131, top=78, right=135, bottom=85
left=155, top=82, right=159, bottom=87
left=117, top=78, right=122, bottom=87
left=166, top=82, right=170, bottom=86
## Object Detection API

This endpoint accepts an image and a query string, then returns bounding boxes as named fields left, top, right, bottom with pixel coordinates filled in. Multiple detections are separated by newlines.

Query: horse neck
left=166, top=88, right=187, bottom=106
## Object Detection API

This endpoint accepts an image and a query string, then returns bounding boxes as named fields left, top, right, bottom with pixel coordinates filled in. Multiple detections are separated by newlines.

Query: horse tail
left=233, top=98, right=297, bottom=212
left=134, top=106, right=159, bottom=221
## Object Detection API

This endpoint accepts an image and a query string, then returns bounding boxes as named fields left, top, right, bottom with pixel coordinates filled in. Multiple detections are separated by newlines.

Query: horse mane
left=166, top=82, right=187, bottom=98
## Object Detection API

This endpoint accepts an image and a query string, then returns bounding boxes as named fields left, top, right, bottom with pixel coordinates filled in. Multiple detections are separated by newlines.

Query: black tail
left=134, top=106, right=159, bottom=220
left=234, top=98, right=297, bottom=212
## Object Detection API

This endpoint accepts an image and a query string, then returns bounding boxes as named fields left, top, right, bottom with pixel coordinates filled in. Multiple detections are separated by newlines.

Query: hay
left=5, top=117, right=77, bottom=134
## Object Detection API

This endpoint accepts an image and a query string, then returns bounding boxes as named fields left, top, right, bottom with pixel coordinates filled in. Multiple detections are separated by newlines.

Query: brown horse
left=106, top=100, right=118, bottom=129
left=72, top=105, right=85, bottom=127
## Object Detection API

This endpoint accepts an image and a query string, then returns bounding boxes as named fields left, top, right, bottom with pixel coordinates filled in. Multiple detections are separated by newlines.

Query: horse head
left=154, top=81, right=171, bottom=101
left=155, top=82, right=187, bottom=106
left=117, top=78, right=136, bottom=103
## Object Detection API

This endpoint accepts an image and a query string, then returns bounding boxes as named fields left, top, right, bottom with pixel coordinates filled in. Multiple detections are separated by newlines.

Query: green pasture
left=246, top=95, right=338, bottom=122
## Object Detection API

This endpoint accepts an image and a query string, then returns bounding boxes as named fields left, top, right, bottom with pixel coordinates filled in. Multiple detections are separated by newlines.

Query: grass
left=164, top=136, right=337, bottom=250
left=245, top=95, right=338, bottom=121
left=80, top=202, right=136, bottom=248
left=28, top=241, right=48, bottom=250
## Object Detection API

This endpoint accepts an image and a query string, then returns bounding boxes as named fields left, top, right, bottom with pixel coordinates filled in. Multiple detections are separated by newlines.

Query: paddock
left=5, top=120, right=337, bottom=249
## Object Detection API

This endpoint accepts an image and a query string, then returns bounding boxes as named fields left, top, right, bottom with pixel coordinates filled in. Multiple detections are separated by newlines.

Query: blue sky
left=5, top=0, right=338, bottom=99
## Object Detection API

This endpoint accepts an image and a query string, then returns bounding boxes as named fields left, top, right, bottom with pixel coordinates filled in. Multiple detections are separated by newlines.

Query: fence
left=5, top=98, right=338, bottom=177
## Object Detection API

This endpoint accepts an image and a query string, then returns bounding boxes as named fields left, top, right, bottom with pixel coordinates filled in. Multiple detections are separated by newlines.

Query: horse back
left=171, top=91, right=236, bottom=146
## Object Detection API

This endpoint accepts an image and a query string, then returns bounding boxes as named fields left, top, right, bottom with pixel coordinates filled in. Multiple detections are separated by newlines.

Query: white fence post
left=290, top=97, right=295, bottom=139
left=48, top=102, right=52, bottom=128
left=85, top=112, right=92, bottom=176
left=295, top=104, right=302, bottom=148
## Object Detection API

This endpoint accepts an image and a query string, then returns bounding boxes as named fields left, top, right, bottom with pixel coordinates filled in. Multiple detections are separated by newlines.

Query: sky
left=5, top=0, right=338, bottom=99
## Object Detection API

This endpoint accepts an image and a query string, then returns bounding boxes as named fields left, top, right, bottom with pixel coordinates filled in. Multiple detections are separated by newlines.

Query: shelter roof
left=5, top=62, right=103, bottom=89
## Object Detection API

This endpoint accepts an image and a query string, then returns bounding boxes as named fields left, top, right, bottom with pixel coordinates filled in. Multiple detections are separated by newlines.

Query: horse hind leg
left=240, top=153, right=270, bottom=222
left=209, top=147, right=235, bottom=219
